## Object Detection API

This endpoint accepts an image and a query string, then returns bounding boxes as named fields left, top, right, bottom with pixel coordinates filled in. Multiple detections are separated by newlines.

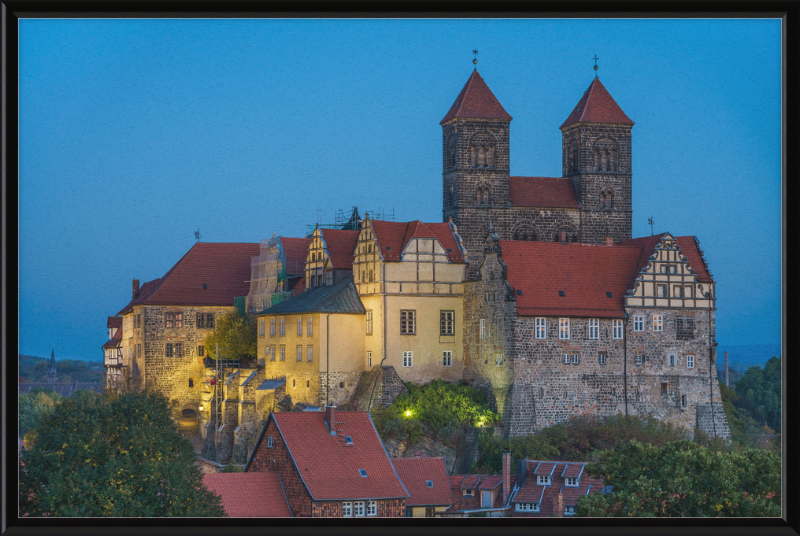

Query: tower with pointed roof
left=560, top=77, right=634, bottom=244
left=47, top=349, right=58, bottom=383
left=441, top=69, right=512, bottom=275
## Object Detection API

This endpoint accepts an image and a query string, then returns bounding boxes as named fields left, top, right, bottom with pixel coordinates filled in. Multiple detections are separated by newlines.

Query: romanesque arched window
left=447, top=135, right=456, bottom=168
left=470, top=134, right=495, bottom=168
left=593, top=140, right=618, bottom=172
left=476, top=186, right=490, bottom=205
left=450, top=183, right=457, bottom=205
left=513, top=225, right=537, bottom=241
left=567, top=141, right=579, bottom=173
left=483, top=187, right=489, bottom=205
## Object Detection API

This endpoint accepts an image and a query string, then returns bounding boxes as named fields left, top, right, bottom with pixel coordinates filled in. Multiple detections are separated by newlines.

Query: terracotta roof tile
left=616, top=233, right=664, bottom=276
left=460, top=474, right=482, bottom=489
left=370, top=220, right=465, bottom=264
left=271, top=411, right=408, bottom=501
left=203, top=472, right=292, bottom=517
left=441, top=70, right=512, bottom=125
left=290, top=276, right=305, bottom=296
left=392, top=457, right=454, bottom=507
left=561, top=462, right=585, bottom=478
left=101, top=328, right=122, bottom=349
left=320, top=229, right=359, bottom=270
left=447, top=474, right=513, bottom=512
left=509, top=177, right=582, bottom=209
left=675, top=236, right=714, bottom=283
left=478, top=475, right=503, bottom=490
left=106, top=316, right=122, bottom=329
left=560, top=78, right=634, bottom=129
left=280, top=237, right=312, bottom=277
left=117, top=278, right=161, bottom=315
left=511, top=460, right=603, bottom=517
left=500, top=241, right=642, bottom=318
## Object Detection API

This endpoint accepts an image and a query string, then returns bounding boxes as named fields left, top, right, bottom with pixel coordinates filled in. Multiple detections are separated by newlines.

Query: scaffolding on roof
left=305, top=206, right=393, bottom=237
left=245, top=234, right=292, bottom=315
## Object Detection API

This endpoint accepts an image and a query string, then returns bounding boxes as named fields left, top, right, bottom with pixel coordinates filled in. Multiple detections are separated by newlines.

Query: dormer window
left=426, top=480, right=433, bottom=488
left=564, top=506, right=575, bottom=516
left=536, top=475, right=551, bottom=485
left=345, top=436, right=353, bottom=446
left=463, top=489, right=474, bottom=497
left=515, top=502, right=540, bottom=512
left=565, top=477, right=579, bottom=487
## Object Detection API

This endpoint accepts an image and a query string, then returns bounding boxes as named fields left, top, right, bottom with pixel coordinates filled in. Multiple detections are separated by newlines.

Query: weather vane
left=195, top=229, right=202, bottom=242
left=648, top=216, right=654, bottom=236
left=593, top=55, right=599, bottom=77
left=473, top=50, right=478, bottom=68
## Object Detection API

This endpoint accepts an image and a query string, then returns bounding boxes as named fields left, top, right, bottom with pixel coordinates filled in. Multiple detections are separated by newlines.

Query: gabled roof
left=440, top=70, right=512, bottom=125
left=107, top=316, right=122, bottom=329
left=370, top=220, right=466, bottom=264
left=500, top=241, right=642, bottom=318
left=478, top=475, right=503, bottom=490
left=616, top=233, right=714, bottom=283
left=447, top=474, right=514, bottom=513
left=203, top=472, right=292, bottom=517
left=460, top=474, right=482, bottom=489
left=616, top=233, right=665, bottom=276
left=251, top=411, right=408, bottom=501
left=560, top=78, right=634, bottom=129
left=392, top=457, right=454, bottom=507
left=534, top=461, right=556, bottom=476
left=509, top=177, right=582, bottom=209
left=320, top=229, right=359, bottom=270
left=561, top=462, right=586, bottom=478
left=281, top=237, right=312, bottom=277
left=117, top=242, right=259, bottom=314
left=512, top=460, right=603, bottom=517
left=101, top=327, right=122, bottom=349
left=254, top=274, right=365, bottom=316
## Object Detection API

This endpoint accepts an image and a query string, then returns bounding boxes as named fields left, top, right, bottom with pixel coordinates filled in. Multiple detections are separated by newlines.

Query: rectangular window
left=588, top=318, right=599, bottom=339
left=267, top=436, right=274, bottom=448
left=463, top=489, right=474, bottom=497
left=205, top=313, right=214, bottom=329
left=443, top=351, right=452, bottom=367
left=571, top=354, right=579, bottom=365
left=515, top=503, right=540, bottom=512
left=307, top=346, right=313, bottom=362
left=661, top=265, right=668, bottom=274
left=656, top=284, right=667, bottom=298
left=565, top=477, right=579, bottom=487
left=297, top=317, right=303, bottom=335
left=682, top=394, right=688, bottom=407
left=342, top=502, right=352, bottom=517
left=495, top=353, right=504, bottom=365
left=687, top=354, right=695, bottom=368
left=480, top=318, right=486, bottom=339
left=537, top=475, right=551, bottom=485
left=307, top=317, right=313, bottom=336
left=197, top=313, right=204, bottom=329
left=535, top=317, right=547, bottom=339
left=676, top=317, right=695, bottom=340
left=280, top=318, right=285, bottom=336
left=165, top=312, right=174, bottom=328
left=367, top=351, right=372, bottom=367
left=684, top=286, right=693, bottom=298
left=366, top=310, right=373, bottom=335
left=198, top=345, right=204, bottom=357
left=259, top=318, right=265, bottom=337
left=668, top=353, right=677, bottom=367
left=354, top=501, right=365, bottom=517
left=403, top=351, right=413, bottom=367
left=270, top=345, right=276, bottom=362
left=270, top=318, right=276, bottom=336
left=635, top=354, right=643, bottom=366
left=633, top=315, right=645, bottom=332
left=669, top=265, right=677, bottom=274
left=440, top=311, right=455, bottom=335
left=296, top=346, right=302, bottom=362
left=612, top=319, right=623, bottom=339
left=326, top=271, right=334, bottom=287
left=653, top=315, right=663, bottom=331
left=559, top=318, right=570, bottom=339
left=174, top=343, right=182, bottom=358
left=661, top=382, right=669, bottom=394
left=598, top=352, right=607, bottom=365
left=165, top=343, right=173, bottom=358
left=563, top=353, right=570, bottom=364
left=280, top=346, right=285, bottom=361
left=367, top=501, right=377, bottom=516
left=565, top=506, right=575, bottom=515
left=400, top=310, right=416, bottom=335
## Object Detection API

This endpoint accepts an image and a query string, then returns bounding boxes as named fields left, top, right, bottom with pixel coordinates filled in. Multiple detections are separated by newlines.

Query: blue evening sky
left=18, top=19, right=781, bottom=362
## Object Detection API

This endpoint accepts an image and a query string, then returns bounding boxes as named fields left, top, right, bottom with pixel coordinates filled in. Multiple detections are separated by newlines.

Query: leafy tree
left=575, top=440, right=780, bottom=517
left=717, top=383, right=772, bottom=449
left=734, top=357, right=781, bottom=432
left=19, top=388, right=63, bottom=439
left=19, top=389, right=226, bottom=517
left=203, top=310, right=257, bottom=364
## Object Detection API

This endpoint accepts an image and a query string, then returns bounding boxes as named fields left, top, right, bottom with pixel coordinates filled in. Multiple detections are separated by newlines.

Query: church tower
left=47, top=348, right=58, bottom=383
left=441, top=70, right=512, bottom=275
left=560, top=78, right=634, bottom=244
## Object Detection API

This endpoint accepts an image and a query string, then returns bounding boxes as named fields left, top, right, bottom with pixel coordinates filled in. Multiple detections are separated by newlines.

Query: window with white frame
left=297, top=317, right=303, bottom=335
left=270, top=345, right=276, bottom=362
left=366, top=310, right=373, bottom=335
left=367, top=501, right=377, bottom=516
left=537, top=475, right=551, bottom=485
left=400, top=310, right=416, bottom=335
left=403, top=351, right=413, bottom=367
left=668, top=353, right=677, bottom=367
left=307, top=317, right=313, bottom=336
left=440, top=311, right=455, bottom=335
left=259, top=318, right=265, bottom=337
left=588, top=318, right=599, bottom=339
left=367, top=351, right=372, bottom=367
left=443, top=351, right=452, bottom=367
left=480, top=318, right=485, bottom=339
left=354, top=501, right=365, bottom=517
left=612, top=319, right=623, bottom=339
left=280, top=318, right=285, bottom=336
left=653, top=315, right=663, bottom=331
left=270, top=318, right=276, bottom=336
left=267, top=436, right=274, bottom=448
left=565, top=477, right=579, bottom=487
left=635, top=354, right=643, bottom=366
left=564, top=506, right=575, bottom=515
left=463, top=489, right=474, bottom=497
left=559, top=318, right=570, bottom=339
left=598, top=352, right=607, bottom=365
left=296, top=346, right=302, bottom=362
left=307, top=346, right=313, bottom=362
left=280, top=346, right=285, bottom=361
left=687, top=354, right=695, bottom=368
left=342, top=502, right=352, bottom=517
left=633, top=315, right=645, bottom=331
left=563, top=353, right=570, bottom=364
left=535, top=318, right=547, bottom=339
left=515, top=503, right=540, bottom=512
left=657, top=284, right=667, bottom=298
left=571, top=354, right=580, bottom=365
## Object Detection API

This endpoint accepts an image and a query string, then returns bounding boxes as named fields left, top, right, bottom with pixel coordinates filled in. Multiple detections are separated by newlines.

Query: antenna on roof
left=194, top=229, right=202, bottom=242
left=473, top=50, right=478, bottom=69
left=593, top=55, right=599, bottom=78
left=648, top=216, right=654, bottom=236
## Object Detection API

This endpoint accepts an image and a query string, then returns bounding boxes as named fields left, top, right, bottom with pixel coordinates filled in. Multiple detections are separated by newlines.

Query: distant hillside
left=18, top=354, right=105, bottom=383
left=719, top=344, right=781, bottom=373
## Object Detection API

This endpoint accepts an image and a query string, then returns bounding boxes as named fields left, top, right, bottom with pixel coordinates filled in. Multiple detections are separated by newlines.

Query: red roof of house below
left=370, top=220, right=465, bottom=264
left=320, top=229, right=359, bottom=270
left=280, top=237, right=312, bottom=277
left=392, top=457, right=454, bottom=507
left=441, top=70, right=512, bottom=125
left=509, top=177, right=581, bottom=209
left=560, top=78, right=634, bottom=129
left=203, top=472, right=292, bottom=517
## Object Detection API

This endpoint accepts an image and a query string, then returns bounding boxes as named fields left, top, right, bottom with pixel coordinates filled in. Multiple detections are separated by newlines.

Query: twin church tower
left=441, top=70, right=634, bottom=276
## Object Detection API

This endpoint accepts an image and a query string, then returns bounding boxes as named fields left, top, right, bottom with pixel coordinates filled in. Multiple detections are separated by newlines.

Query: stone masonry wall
left=318, top=371, right=363, bottom=407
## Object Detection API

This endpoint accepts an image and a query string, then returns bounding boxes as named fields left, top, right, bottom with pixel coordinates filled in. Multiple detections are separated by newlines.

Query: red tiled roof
left=511, top=460, right=603, bottom=517
left=440, top=70, right=512, bottom=125
left=616, top=233, right=664, bottom=276
left=509, top=177, right=581, bottom=209
left=478, top=475, right=503, bottom=490
left=118, top=243, right=258, bottom=313
left=290, top=276, right=305, bottom=297
left=320, top=229, right=359, bottom=270
left=392, top=457, right=454, bottom=507
left=534, top=461, right=556, bottom=476
left=117, top=278, right=161, bottom=315
left=447, top=474, right=513, bottom=512
left=107, top=316, right=122, bottom=329
left=203, top=472, right=292, bottom=517
left=561, top=462, right=586, bottom=478
left=675, top=236, right=713, bottom=283
left=271, top=411, right=408, bottom=501
left=281, top=237, right=312, bottom=277
left=560, top=78, right=634, bottom=129
left=101, top=327, right=122, bottom=349
left=460, top=474, right=482, bottom=490
left=370, top=220, right=466, bottom=264
left=500, top=241, right=643, bottom=318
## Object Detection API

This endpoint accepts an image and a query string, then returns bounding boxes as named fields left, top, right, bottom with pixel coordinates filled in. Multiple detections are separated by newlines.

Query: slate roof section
left=370, top=220, right=466, bottom=264
left=441, top=70, right=512, bottom=124
left=392, top=457, right=454, bottom=507
left=261, top=411, right=409, bottom=501
left=500, top=241, right=642, bottom=318
left=320, top=229, right=359, bottom=270
left=203, top=472, right=292, bottom=517
left=281, top=237, right=313, bottom=277
left=560, top=78, right=634, bottom=129
left=511, top=460, right=603, bottom=517
left=254, top=274, right=365, bottom=316
left=257, top=379, right=286, bottom=391
left=509, top=177, right=582, bottom=209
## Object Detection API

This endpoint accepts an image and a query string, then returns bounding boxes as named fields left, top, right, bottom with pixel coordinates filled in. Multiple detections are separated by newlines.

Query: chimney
left=560, top=232, right=567, bottom=244
left=132, top=279, right=140, bottom=298
left=515, top=459, right=528, bottom=488
left=503, top=452, right=511, bottom=505
left=325, top=406, right=337, bottom=436
left=553, top=492, right=564, bottom=517
left=606, top=236, right=613, bottom=246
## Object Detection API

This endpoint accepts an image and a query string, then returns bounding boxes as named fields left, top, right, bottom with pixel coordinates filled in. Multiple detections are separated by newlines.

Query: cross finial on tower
left=593, top=55, right=599, bottom=78
left=473, top=50, right=478, bottom=69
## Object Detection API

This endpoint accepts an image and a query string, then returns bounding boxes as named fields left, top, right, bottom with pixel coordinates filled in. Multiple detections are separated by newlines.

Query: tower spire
left=473, top=49, right=478, bottom=69
left=593, top=54, right=599, bottom=78
left=47, top=348, right=58, bottom=383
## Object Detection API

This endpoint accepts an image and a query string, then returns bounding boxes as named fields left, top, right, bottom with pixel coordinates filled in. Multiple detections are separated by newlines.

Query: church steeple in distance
left=47, top=348, right=58, bottom=383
